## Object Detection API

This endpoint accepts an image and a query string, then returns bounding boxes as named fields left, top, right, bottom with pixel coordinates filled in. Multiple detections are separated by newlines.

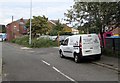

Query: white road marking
left=42, top=60, right=50, bottom=66
left=52, top=66, right=76, bottom=82
left=42, top=60, right=77, bottom=82
left=20, top=47, right=32, bottom=50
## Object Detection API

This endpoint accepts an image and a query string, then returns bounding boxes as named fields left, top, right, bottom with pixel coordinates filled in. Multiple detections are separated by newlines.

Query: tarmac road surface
left=2, top=42, right=119, bottom=82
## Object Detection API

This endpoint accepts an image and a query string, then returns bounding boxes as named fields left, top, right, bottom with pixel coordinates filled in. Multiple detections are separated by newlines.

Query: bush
left=30, top=38, right=57, bottom=48
left=10, top=36, right=58, bottom=48
left=10, top=39, right=16, bottom=43
left=10, top=36, right=29, bottom=46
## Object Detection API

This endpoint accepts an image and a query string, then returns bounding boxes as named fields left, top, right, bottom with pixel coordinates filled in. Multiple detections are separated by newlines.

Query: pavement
left=93, top=55, right=119, bottom=72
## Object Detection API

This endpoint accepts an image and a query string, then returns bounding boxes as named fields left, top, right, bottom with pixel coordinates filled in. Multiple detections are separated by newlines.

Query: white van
left=59, top=34, right=101, bottom=63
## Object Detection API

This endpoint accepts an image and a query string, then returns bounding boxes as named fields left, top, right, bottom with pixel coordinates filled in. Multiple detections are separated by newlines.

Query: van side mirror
left=60, top=42, right=64, bottom=45
left=60, top=40, right=65, bottom=45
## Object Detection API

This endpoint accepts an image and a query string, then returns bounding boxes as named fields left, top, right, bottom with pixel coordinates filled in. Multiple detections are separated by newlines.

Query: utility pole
left=12, top=16, right=13, bottom=22
left=29, top=0, right=32, bottom=45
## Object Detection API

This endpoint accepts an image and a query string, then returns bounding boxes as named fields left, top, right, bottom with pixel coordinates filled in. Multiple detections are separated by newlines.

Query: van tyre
left=59, top=50, right=64, bottom=58
left=74, top=55, right=80, bottom=63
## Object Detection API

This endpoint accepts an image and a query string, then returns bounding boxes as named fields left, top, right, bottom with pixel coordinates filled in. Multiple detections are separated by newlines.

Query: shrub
left=10, top=39, right=16, bottom=43
left=30, top=38, right=57, bottom=48
left=102, top=48, right=120, bottom=58
left=10, top=36, right=58, bottom=48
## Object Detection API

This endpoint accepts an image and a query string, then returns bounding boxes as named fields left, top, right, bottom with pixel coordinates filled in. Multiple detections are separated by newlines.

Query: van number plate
left=74, top=47, right=78, bottom=50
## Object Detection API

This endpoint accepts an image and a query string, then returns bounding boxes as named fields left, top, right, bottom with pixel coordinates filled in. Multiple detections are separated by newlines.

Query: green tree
left=49, top=20, right=64, bottom=36
left=0, top=25, right=6, bottom=33
left=26, top=15, right=48, bottom=37
left=64, top=1, right=120, bottom=47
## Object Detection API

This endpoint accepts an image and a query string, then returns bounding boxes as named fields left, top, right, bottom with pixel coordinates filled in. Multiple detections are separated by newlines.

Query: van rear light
left=79, top=37, right=82, bottom=48
left=79, top=43, right=82, bottom=48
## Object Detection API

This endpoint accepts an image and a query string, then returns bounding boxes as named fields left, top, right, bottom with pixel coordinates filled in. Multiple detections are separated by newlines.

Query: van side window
left=64, top=38, right=69, bottom=45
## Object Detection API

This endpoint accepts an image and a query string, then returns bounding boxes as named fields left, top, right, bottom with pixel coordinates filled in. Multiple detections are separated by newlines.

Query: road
left=2, top=42, right=118, bottom=82
left=0, top=42, right=2, bottom=82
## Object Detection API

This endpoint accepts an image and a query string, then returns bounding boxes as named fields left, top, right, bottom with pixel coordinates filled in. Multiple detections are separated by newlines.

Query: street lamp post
left=29, top=0, right=32, bottom=44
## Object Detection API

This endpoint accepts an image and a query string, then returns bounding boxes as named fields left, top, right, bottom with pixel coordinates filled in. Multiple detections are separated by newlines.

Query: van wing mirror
left=60, top=40, right=65, bottom=45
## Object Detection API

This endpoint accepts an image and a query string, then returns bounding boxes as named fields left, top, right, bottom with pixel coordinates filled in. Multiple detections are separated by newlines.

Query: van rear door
left=82, top=34, right=101, bottom=56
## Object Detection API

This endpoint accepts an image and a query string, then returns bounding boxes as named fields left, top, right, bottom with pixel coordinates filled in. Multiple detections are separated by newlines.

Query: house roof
left=49, top=20, right=56, bottom=25
left=50, top=20, right=58, bottom=24
left=111, top=27, right=120, bottom=35
left=16, top=18, right=28, bottom=24
left=48, top=20, right=79, bottom=32
left=7, top=18, right=28, bottom=26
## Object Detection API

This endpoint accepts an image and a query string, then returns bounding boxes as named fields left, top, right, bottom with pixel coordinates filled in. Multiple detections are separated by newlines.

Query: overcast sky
left=0, top=0, right=118, bottom=25
left=0, top=0, right=74, bottom=25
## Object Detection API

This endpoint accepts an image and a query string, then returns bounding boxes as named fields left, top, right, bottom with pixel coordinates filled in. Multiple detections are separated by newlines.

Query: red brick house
left=6, top=18, right=28, bottom=41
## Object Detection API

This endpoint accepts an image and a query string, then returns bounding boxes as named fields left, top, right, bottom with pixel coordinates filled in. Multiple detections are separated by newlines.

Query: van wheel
left=59, top=50, right=64, bottom=58
left=74, top=55, right=80, bottom=63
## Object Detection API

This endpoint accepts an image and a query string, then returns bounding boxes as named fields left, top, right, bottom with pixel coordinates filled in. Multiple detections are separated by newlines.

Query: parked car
left=0, top=35, right=3, bottom=42
left=59, top=34, right=101, bottom=63
left=0, top=33, right=7, bottom=41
